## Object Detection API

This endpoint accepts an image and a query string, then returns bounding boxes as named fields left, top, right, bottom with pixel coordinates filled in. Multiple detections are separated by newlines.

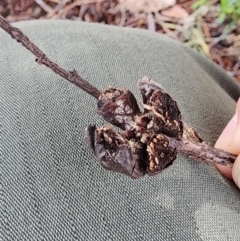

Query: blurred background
left=1, top=0, right=239, bottom=82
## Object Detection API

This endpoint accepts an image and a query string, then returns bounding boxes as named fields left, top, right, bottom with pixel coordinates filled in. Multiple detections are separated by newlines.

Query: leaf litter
left=0, top=0, right=239, bottom=82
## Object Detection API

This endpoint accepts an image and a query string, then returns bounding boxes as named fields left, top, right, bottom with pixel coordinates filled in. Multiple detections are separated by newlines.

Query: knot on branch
left=12, top=28, right=25, bottom=42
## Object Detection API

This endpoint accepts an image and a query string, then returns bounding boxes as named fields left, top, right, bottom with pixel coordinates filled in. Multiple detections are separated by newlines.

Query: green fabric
left=1, top=20, right=240, bottom=240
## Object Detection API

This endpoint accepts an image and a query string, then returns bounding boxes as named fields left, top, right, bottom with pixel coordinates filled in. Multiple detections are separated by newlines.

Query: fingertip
left=228, top=99, right=240, bottom=154
left=214, top=113, right=237, bottom=151
left=236, top=98, right=240, bottom=115
left=232, top=155, right=240, bottom=188
left=214, top=99, right=240, bottom=180
left=214, top=164, right=233, bottom=179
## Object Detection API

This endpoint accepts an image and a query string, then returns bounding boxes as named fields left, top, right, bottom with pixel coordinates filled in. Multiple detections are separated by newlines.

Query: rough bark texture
left=180, top=138, right=236, bottom=167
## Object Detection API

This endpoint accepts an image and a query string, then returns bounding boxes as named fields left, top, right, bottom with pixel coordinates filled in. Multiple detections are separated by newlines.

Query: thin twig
left=7, top=0, right=14, bottom=17
left=34, top=0, right=53, bottom=13
left=210, top=49, right=224, bottom=68
left=155, top=17, right=178, bottom=40
left=147, top=13, right=155, bottom=32
left=61, top=0, right=104, bottom=18
left=46, top=0, right=71, bottom=19
left=119, top=8, right=126, bottom=27
left=0, top=15, right=100, bottom=99
left=202, top=19, right=211, bottom=39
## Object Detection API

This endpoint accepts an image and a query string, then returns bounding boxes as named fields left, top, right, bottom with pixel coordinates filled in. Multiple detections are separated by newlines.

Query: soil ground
left=1, top=0, right=239, bottom=82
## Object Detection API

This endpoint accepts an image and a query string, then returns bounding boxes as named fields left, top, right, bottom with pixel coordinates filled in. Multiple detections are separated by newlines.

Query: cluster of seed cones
left=85, top=77, right=236, bottom=179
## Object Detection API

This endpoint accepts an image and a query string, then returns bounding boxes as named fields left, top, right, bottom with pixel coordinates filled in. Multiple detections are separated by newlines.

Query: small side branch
left=0, top=16, right=101, bottom=99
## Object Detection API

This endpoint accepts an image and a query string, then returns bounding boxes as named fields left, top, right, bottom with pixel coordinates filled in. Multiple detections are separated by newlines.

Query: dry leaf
left=223, top=35, right=240, bottom=60
left=119, top=0, right=176, bottom=13
left=161, top=5, right=188, bottom=19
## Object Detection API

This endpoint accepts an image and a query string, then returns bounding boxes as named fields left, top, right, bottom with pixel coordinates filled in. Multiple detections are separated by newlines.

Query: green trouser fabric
left=1, top=20, right=240, bottom=241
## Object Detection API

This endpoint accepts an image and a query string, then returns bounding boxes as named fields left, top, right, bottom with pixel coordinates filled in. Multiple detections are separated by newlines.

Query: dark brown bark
left=0, top=15, right=101, bottom=99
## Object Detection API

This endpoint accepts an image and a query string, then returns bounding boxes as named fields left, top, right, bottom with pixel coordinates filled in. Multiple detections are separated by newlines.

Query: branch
left=0, top=16, right=236, bottom=180
left=0, top=16, right=101, bottom=99
left=170, top=137, right=236, bottom=167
